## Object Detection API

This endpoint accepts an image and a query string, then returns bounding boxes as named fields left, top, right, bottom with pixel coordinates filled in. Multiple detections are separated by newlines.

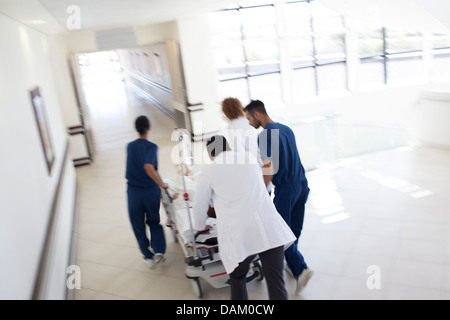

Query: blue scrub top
left=258, top=122, right=307, bottom=186
left=126, top=139, right=159, bottom=188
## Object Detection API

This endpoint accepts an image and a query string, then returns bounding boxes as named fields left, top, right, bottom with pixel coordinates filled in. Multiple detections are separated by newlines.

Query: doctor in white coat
left=193, top=135, right=296, bottom=300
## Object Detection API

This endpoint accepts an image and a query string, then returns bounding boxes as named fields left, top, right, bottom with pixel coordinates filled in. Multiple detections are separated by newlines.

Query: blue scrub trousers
left=273, top=180, right=309, bottom=279
left=127, top=185, right=166, bottom=260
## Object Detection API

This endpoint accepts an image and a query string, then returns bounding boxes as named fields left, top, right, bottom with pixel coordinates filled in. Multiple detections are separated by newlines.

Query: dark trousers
left=273, top=181, right=309, bottom=279
left=229, top=246, right=287, bottom=300
left=127, top=185, right=166, bottom=259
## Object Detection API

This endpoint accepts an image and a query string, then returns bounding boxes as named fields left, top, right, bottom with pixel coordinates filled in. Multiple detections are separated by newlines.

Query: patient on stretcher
left=164, top=164, right=218, bottom=245
left=164, top=163, right=197, bottom=210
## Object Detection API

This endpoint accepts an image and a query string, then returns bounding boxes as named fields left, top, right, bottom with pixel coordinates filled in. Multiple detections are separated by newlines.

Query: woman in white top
left=193, top=135, right=295, bottom=300
left=222, top=97, right=273, bottom=193
left=222, top=97, right=260, bottom=162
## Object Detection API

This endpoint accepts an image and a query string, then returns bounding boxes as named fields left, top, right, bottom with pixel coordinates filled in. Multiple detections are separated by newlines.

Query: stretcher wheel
left=190, top=277, right=203, bottom=298
left=253, top=262, right=264, bottom=281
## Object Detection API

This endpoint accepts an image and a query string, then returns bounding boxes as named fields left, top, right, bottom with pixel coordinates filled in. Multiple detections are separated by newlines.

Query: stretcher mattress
left=164, top=174, right=217, bottom=245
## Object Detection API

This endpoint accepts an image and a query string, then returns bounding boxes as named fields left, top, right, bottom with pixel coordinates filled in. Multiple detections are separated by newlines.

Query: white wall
left=0, top=13, right=77, bottom=299
left=413, top=87, right=450, bottom=147
left=47, top=34, right=81, bottom=128
left=177, top=14, right=227, bottom=137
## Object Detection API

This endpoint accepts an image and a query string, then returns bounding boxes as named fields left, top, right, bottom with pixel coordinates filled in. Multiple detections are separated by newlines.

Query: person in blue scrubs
left=244, top=100, right=313, bottom=294
left=126, top=115, right=168, bottom=269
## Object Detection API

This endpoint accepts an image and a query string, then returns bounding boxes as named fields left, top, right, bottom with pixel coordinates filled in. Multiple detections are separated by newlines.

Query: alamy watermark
left=66, top=5, right=81, bottom=30
left=366, top=265, right=381, bottom=290
left=170, top=126, right=279, bottom=176
left=66, top=265, right=81, bottom=290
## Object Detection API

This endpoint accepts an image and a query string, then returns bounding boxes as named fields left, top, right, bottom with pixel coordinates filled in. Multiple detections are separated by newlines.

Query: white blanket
left=164, top=172, right=217, bottom=245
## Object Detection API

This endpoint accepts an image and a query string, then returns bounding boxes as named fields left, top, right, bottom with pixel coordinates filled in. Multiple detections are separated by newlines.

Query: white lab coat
left=193, top=150, right=296, bottom=274
left=225, top=116, right=274, bottom=193
left=225, top=116, right=261, bottom=164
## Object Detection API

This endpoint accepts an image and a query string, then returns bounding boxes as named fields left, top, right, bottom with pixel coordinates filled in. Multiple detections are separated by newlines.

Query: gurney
left=160, top=129, right=263, bottom=298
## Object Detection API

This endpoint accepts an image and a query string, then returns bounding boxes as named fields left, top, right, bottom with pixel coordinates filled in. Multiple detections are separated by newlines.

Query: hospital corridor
left=2, top=0, right=450, bottom=301
left=73, top=79, right=450, bottom=300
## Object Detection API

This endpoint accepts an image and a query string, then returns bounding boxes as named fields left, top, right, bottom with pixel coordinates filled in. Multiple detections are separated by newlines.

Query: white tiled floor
left=73, top=81, right=450, bottom=300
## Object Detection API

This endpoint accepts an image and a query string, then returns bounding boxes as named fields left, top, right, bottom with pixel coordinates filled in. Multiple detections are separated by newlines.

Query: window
left=359, top=56, right=385, bottom=90
left=385, top=30, right=423, bottom=85
left=357, top=28, right=385, bottom=89
left=316, top=62, right=347, bottom=96
left=248, top=73, right=282, bottom=109
left=210, top=0, right=348, bottom=105
left=287, top=0, right=347, bottom=98
left=311, top=1, right=345, bottom=65
left=292, top=67, right=316, bottom=102
left=210, top=1, right=450, bottom=105
left=209, top=10, right=244, bottom=81
left=209, top=1, right=280, bottom=103
left=357, top=28, right=426, bottom=88
left=431, top=33, right=450, bottom=82
left=217, top=78, right=250, bottom=103
left=285, top=1, right=314, bottom=70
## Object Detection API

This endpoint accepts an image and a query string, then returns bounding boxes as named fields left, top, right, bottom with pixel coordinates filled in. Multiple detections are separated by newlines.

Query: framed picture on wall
left=30, top=87, right=55, bottom=175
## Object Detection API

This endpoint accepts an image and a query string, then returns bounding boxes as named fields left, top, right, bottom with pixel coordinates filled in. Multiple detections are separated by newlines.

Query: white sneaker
left=296, top=268, right=314, bottom=294
left=153, top=253, right=166, bottom=265
left=143, top=258, right=156, bottom=269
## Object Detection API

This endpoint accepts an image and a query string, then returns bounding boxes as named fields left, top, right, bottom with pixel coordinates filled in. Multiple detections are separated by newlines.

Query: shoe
left=296, top=268, right=314, bottom=294
left=143, top=258, right=156, bottom=269
left=154, top=253, right=166, bottom=265
left=284, top=263, right=295, bottom=279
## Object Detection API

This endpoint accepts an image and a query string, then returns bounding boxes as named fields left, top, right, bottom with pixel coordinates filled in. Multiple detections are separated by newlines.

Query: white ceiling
left=0, top=0, right=237, bottom=34
left=1, top=0, right=449, bottom=35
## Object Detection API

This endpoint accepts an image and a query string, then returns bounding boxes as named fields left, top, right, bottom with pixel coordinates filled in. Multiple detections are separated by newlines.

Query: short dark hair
left=135, top=115, right=150, bottom=135
left=244, top=100, right=268, bottom=116
left=206, top=135, right=230, bottom=157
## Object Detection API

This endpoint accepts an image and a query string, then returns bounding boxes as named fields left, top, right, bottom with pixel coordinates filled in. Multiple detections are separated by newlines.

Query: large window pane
left=286, top=1, right=314, bottom=69
left=385, top=30, right=422, bottom=53
left=289, top=39, right=314, bottom=68
left=285, top=1, right=311, bottom=38
left=292, top=67, right=316, bottom=102
left=431, top=34, right=450, bottom=82
left=358, top=28, right=384, bottom=57
left=214, top=45, right=246, bottom=80
left=387, top=54, right=423, bottom=85
left=209, top=10, right=241, bottom=45
left=432, top=33, right=450, bottom=49
left=316, top=63, right=347, bottom=96
left=311, top=1, right=345, bottom=64
left=209, top=10, right=244, bottom=81
left=245, top=40, right=280, bottom=75
left=385, top=29, right=423, bottom=85
left=248, top=73, right=282, bottom=109
left=357, top=27, right=385, bottom=89
left=241, top=6, right=277, bottom=40
left=359, top=58, right=385, bottom=90
left=217, top=78, right=250, bottom=103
